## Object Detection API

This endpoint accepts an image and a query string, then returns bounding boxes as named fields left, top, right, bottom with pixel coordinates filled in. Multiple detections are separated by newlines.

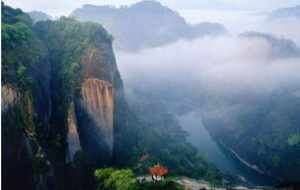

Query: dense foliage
left=94, top=168, right=184, bottom=190
left=115, top=94, right=223, bottom=185
left=95, top=168, right=139, bottom=190
left=2, top=3, right=46, bottom=91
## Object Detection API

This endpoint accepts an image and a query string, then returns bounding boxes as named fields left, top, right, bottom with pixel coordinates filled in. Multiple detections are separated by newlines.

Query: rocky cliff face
left=2, top=84, right=19, bottom=111
left=80, top=79, right=114, bottom=154
left=2, top=84, right=54, bottom=190
left=2, top=4, right=126, bottom=190
left=66, top=102, right=82, bottom=163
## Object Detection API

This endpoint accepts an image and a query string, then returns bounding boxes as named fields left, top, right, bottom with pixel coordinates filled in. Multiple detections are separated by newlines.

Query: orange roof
left=149, top=164, right=168, bottom=176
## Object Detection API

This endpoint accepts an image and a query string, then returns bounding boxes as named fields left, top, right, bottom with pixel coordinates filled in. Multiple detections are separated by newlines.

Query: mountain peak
left=133, top=0, right=162, bottom=7
left=130, top=0, right=167, bottom=11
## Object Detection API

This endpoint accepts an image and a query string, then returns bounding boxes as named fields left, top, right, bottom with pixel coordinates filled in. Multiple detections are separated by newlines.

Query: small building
left=149, top=164, right=168, bottom=182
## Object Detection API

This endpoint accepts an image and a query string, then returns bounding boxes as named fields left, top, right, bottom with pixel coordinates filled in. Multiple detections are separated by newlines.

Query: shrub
left=94, top=168, right=139, bottom=190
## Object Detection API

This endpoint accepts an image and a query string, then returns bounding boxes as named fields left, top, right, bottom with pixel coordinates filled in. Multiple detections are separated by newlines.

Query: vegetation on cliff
left=2, top=4, right=115, bottom=189
left=2, top=3, right=46, bottom=91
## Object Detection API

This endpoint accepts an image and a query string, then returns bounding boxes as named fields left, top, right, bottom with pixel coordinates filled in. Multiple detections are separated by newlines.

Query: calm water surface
left=178, top=111, right=275, bottom=186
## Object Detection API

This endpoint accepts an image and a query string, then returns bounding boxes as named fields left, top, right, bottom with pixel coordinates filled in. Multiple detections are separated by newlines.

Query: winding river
left=178, top=111, right=275, bottom=186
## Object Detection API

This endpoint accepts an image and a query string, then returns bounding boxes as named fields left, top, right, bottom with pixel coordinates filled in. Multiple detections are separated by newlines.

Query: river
left=178, top=111, right=275, bottom=186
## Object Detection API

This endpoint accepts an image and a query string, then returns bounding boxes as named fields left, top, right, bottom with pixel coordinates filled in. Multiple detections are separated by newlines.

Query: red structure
left=149, top=164, right=168, bottom=181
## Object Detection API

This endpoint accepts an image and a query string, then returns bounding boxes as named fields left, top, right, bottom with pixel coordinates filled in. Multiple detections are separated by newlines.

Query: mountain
left=28, top=11, right=52, bottom=22
left=268, top=5, right=300, bottom=20
left=70, top=0, right=227, bottom=51
left=2, top=3, right=223, bottom=190
left=240, top=32, right=300, bottom=58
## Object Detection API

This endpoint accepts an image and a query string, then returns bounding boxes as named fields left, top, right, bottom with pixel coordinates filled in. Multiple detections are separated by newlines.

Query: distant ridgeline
left=268, top=5, right=300, bottom=20
left=240, top=32, right=300, bottom=58
left=2, top=3, right=222, bottom=190
left=70, top=0, right=227, bottom=51
left=28, top=11, right=53, bottom=22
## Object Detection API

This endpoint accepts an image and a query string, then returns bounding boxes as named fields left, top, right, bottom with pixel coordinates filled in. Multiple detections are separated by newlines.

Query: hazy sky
left=3, top=0, right=300, bottom=17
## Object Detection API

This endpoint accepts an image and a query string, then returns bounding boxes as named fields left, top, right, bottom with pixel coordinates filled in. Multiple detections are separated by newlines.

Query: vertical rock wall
left=66, top=102, right=82, bottom=163
left=74, top=45, right=118, bottom=163
left=2, top=85, right=19, bottom=111
left=80, top=78, right=114, bottom=155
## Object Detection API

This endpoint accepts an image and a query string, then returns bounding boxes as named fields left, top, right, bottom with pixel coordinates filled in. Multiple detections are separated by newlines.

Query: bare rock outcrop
left=66, top=102, right=82, bottom=163
left=80, top=78, right=114, bottom=155
left=2, top=84, right=19, bottom=112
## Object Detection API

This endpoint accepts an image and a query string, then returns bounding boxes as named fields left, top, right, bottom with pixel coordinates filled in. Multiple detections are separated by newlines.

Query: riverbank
left=178, top=112, right=275, bottom=186
left=176, top=177, right=271, bottom=190
left=137, top=176, right=272, bottom=190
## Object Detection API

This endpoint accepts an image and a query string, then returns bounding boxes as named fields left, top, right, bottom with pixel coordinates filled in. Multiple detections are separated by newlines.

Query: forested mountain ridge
left=2, top=3, right=223, bottom=190
left=71, top=0, right=227, bottom=51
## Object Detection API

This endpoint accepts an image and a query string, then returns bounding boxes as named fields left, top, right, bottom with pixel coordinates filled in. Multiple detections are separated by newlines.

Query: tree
left=94, top=168, right=139, bottom=190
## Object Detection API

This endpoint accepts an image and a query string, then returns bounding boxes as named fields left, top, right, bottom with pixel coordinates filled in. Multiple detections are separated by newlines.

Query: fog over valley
left=115, top=4, right=300, bottom=184
left=118, top=36, right=300, bottom=96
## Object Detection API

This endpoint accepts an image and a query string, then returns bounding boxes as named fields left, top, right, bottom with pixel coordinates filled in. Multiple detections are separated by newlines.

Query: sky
left=3, top=0, right=300, bottom=17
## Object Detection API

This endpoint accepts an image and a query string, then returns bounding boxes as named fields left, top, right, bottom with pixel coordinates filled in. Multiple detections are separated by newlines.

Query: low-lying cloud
left=117, top=35, right=300, bottom=100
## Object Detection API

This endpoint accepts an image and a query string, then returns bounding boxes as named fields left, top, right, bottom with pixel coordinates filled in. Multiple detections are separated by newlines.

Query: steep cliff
left=2, top=5, right=53, bottom=189
left=66, top=102, right=81, bottom=163
left=2, top=84, right=19, bottom=111
left=2, top=85, right=33, bottom=189
left=2, top=4, right=124, bottom=189
left=80, top=79, right=114, bottom=153
left=32, top=15, right=121, bottom=167
left=2, top=84, right=54, bottom=189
